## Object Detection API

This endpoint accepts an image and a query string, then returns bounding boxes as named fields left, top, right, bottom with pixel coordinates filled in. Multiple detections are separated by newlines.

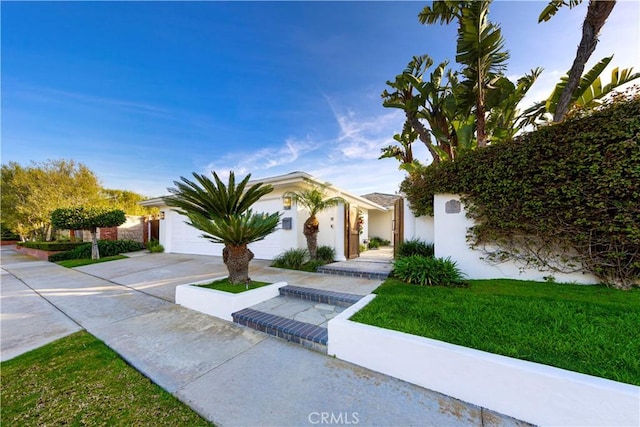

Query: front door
left=393, top=197, right=404, bottom=258
left=344, top=204, right=360, bottom=259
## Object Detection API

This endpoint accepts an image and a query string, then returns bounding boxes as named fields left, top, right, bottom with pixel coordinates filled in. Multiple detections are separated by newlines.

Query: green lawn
left=196, top=278, right=271, bottom=293
left=56, top=255, right=127, bottom=268
left=351, top=278, right=640, bottom=386
left=0, top=331, right=212, bottom=426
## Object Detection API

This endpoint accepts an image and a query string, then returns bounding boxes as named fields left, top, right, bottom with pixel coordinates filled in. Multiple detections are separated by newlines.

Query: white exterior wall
left=368, top=210, right=392, bottom=243
left=434, top=194, right=599, bottom=283
left=403, top=197, right=435, bottom=243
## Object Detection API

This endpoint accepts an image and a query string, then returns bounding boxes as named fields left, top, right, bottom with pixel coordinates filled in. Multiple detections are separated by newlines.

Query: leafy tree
left=101, top=189, right=158, bottom=216
left=538, top=0, right=617, bottom=122
left=1, top=160, right=103, bottom=241
left=164, top=171, right=280, bottom=284
left=51, top=207, right=126, bottom=260
left=284, top=185, right=344, bottom=260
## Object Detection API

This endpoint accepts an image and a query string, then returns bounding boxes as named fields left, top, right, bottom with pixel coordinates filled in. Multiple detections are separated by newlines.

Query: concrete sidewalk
left=1, top=248, right=527, bottom=427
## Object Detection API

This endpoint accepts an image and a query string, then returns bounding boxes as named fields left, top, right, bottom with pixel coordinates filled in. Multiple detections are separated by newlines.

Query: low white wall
left=176, top=280, right=287, bottom=321
left=403, top=197, right=435, bottom=243
left=433, top=194, right=599, bottom=284
left=368, top=210, right=393, bottom=243
left=328, top=296, right=640, bottom=427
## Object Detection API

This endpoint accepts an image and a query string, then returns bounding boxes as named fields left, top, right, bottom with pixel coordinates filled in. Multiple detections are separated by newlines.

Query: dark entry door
left=393, top=197, right=404, bottom=258
left=345, top=205, right=360, bottom=259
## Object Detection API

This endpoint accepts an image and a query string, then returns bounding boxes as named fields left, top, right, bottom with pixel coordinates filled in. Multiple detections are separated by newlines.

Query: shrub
left=369, top=236, right=391, bottom=247
left=316, top=245, right=335, bottom=263
left=400, top=90, right=640, bottom=289
left=49, top=240, right=143, bottom=261
left=397, top=239, right=435, bottom=258
left=359, top=244, right=367, bottom=252
left=368, top=239, right=380, bottom=250
left=18, top=241, right=86, bottom=252
left=146, top=239, right=165, bottom=253
left=393, top=255, right=464, bottom=286
left=271, top=248, right=309, bottom=269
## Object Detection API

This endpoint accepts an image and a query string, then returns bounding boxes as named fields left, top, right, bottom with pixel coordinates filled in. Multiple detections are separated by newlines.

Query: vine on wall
left=401, top=90, right=640, bottom=289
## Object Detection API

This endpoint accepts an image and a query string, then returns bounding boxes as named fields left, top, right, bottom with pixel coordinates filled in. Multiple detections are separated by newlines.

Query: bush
left=397, top=239, right=435, bottom=258
left=146, top=239, right=165, bottom=253
left=316, top=245, right=335, bottom=263
left=401, top=90, right=640, bottom=289
left=368, top=239, right=380, bottom=250
left=271, top=248, right=309, bottom=269
left=49, top=240, right=143, bottom=261
left=370, top=236, right=391, bottom=247
left=392, top=255, right=464, bottom=286
left=18, top=241, right=86, bottom=252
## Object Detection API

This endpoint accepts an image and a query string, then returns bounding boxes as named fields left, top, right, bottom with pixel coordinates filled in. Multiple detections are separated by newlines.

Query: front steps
left=231, top=285, right=364, bottom=353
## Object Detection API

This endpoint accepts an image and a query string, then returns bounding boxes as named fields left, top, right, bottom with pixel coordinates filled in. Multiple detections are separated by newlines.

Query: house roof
left=361, top=192, right=402, bottom=208
left=140, top=171, right=387, bottom=211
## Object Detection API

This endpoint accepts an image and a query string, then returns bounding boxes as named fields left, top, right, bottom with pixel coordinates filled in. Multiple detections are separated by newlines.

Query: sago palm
left=284, top=185, right=344, bottom=260
left=164, top=171, right=281, bottom=284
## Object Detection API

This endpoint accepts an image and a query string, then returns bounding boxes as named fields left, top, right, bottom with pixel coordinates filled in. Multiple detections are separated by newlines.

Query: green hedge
left=17, top=241, right=87, bottom=252
left=401, top=91, right=640, bottom=289
left=49, top=240, right=144, bottom=262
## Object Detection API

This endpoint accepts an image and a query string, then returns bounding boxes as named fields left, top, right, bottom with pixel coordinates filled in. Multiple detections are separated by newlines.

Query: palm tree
left=538, top=0, right=617, bottom=122
left=419, top=0, right=509, bottom=147
left=164, top=171, right=281, bottom=284
left=284, top=185, right=344, bottom=260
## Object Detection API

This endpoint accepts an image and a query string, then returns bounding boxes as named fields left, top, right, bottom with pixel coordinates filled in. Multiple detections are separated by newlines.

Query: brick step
left=232, top=308, right=328, bottom=353
left=316, top=265, right=390, bottom=281
left=278, top=285, right=364, bottom=308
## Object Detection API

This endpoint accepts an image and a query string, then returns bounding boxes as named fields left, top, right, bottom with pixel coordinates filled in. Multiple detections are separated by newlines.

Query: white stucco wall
left=403, top=197, right=435, bottom=243
left=433, top=194, right=599, bottom=283
left=368, top=210, right=393, bottom=243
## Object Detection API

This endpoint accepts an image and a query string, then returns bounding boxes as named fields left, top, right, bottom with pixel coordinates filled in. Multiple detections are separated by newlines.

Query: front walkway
left=318, top=246, right=394, bottom=280
left=1, top=248, right=527, bottom=427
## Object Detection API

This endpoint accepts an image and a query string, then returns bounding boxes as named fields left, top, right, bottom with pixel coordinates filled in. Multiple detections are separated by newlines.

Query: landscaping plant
left=146, top=239, right=165, bottom=253
left=164, top=171, right=281, bottom=285
left=392, top=255, right=464, bottom=286
left=396, top=238, right=435, bottom=258
left=272, top=248, right=309, bottom=270
left=48, top=240, right=143, bottom=262
left=284, top=184, right=344, bottom=260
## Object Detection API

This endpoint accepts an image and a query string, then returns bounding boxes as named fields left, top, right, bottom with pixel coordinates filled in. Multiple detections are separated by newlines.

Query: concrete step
left=278, top=285, right=364, bottom=307
left=316, top=264, right=391, bottom=281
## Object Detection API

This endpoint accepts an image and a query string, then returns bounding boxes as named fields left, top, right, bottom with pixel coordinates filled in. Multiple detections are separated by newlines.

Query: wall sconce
left=283, top=196, right=292, bottom=210
left=159, top=211, right=165, bottom=220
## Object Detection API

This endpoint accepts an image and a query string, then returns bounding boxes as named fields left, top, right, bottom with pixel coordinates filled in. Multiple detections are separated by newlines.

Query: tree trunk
left=476, top=99, right=487, bottom=147
left=222, top=244, right=254, bottom=284
left=407, top=113, right=441, bottom=164
left=303, top=216, right=320, bottom=259
left=90, top=228, right=100, bottom=260
left=553, top=0, right=616, bottom=122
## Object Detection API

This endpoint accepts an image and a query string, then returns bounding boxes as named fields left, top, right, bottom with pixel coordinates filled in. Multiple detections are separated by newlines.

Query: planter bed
left=175, top=278, right=287, bottom=321
left=328, top=295, right=640, bottom=427
left=15, top=245, right=63, bottom=261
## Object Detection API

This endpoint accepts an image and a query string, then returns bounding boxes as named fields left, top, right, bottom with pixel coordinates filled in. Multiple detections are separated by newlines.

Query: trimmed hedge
left=49, top=240, right=144, bottom=261
left=400, top=91, right=640, bottom=289
left=17, top=241, right=86, bottom=252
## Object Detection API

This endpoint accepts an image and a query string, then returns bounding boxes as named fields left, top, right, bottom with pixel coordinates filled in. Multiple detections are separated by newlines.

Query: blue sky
left=2, top=1, right=639, bottom=198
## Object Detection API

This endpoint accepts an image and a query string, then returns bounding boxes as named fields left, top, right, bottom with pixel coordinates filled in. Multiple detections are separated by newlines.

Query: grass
left=351, top=278, right=640, bottom=386
left=56, top=255, right=127, bottom=268
left=0, top=331, right=212, bottom=426
left=196, top=278, right=271, bottom=293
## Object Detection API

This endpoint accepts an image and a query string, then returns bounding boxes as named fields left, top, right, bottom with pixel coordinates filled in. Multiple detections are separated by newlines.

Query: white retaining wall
left=328, top=296, right=640, bottom=427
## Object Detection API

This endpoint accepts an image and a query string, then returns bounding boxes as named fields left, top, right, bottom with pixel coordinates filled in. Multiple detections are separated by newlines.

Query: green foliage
left=393, top=255, right=464, bottom=286
left=369, top=236, right=391, bottom=247
left=196, top=278, right=270, bottom=293
left=51, top=207, right=126, bottom=231
left=1, top=159, right=103, bottom=241
left=396, top=238, right=435, bottom=258
left=368, top=239, right=380, bottom=250
left=401, top=92, right=640, bottom=288
left=17, top=241, right=86, bottom=252
left=0, top=223, right=20, bottom=240
left=48, top=240, right=143, bottom=261
left=101, top=189, right=158, bottom=216
left=146, top=239, right=165, bottom=253
left=0, top=331, right=212, bottom=425
left=316, top=245, right=336, bottom=263
left=272, top=248, right=309, bottom=269
left=352, top=278, right=640, bottom=385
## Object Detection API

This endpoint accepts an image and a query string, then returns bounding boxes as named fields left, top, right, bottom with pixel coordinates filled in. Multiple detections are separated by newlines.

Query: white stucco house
left=140, top=171, right=388, bottom=261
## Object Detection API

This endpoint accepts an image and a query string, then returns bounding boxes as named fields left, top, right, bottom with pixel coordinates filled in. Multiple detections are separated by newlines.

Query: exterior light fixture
left=159, top=211, right=165, bottom=220
left=283, top=196, right=292, bottom=210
